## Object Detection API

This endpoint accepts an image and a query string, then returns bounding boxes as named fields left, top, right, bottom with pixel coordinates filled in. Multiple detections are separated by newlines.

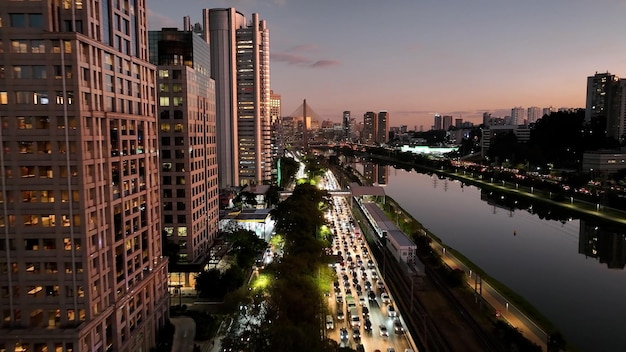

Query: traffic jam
left=320, top=172, right=413, bottom=352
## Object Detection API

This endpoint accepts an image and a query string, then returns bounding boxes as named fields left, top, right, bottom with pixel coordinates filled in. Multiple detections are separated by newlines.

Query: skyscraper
left=148, top=28, right=219, bottom=270
left=342, top=111, right=351, bottom=142
left=442, top=115, right=453, bottom=130
left=269, top=90, right=282, bottom=176
left=363, top=111, right=376, bottom=145
left=207, top=8, right=271, bottom=188
left=0, top=1, right=169, bottom=351
left=433, top=114, right=443, bottom=130
left=377, top=111, right=389, bottom=145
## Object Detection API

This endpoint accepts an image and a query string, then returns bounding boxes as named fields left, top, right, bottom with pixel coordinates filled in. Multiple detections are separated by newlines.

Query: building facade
left=586, top=72, right=622, bottom=140
left=207, top=8, right=271, bottom=188
left=363, top=111, right=376, bottom=145
left=148, top=28, right=219, bottom=269
left=342, top=111, right=351, bottom=142
left=0, top=1, right=169, bottom=351
left=269, top=90, right=282, bottom=179
left=377, top=111, right=389, bottom=145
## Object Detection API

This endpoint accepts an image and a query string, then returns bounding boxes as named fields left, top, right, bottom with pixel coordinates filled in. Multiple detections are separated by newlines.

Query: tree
left=162, top=235, right=180, bottom=267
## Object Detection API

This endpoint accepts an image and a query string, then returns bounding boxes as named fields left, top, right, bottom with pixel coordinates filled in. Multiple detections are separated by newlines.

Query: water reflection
left=481, top=188, right=626, bottom=269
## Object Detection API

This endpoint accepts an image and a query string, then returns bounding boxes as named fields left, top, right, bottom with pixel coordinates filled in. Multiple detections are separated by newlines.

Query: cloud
left=271, top=52, right=311, bottom=65
left=311, top=60, right=340, bottom=68
left=272, top=47, right=340, bottom=69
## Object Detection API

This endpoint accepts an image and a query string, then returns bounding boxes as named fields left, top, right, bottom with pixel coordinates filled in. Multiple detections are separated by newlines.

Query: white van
left=325, top=315, right=334, bottom=330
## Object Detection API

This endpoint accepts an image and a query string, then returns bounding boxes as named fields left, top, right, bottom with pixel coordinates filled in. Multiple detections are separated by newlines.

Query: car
left=336, top=294, right=343, bottom=303
left=339, top=327, right=349, bottom=341
left=394, top=320, right=404, bottom=333
left=367, top=259, right=375, bottom=268
left=387, top=348, right=396, bottom=352
left=368, top=290, right=376, bottom=301
left=379, top=325, right=389, bottom=337
left=381, top=292, right=391, bottom=304
left=355, top=344, right=365, bottom=352
left=364, top=318, right=372, bottom=331
left=365, top=281, right=372, bottom=290
left=388, top=305, right=397, bottom=317
left=359, top=296, right=366, bottom=306
left=377, top=280, right=385, bottom=290
left=362, top=306, right=369, bottom=318
left=337, top=309, right=345, bottom=320
left=352, top=327, right=361, bottom=341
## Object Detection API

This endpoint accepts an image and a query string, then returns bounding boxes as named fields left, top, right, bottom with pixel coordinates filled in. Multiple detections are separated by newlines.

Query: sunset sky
left=147, top=0, right=626, bottom=129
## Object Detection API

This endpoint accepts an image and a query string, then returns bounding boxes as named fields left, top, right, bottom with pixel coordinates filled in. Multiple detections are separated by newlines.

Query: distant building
left=363, top=112, right=376, bottom=145
left=482, top=112, right=492, bottom=126
left=511, top=106, right=525, bottom=125
left=527, top=106, right=542, bottom=124
left=585, top=72, right=621, bottom=140
left=433, top=114, right=443, bottom=130
left=377, top=111, right=389, bottom=145
left=270, top=90, right=283, bottom=166
left=542, top=106, right=554, bottom=117
left=343, top=111, right=352, bottom=142
left=481, top=125, right=531, bottom=157
left=442, top=115, right=453, bottom=130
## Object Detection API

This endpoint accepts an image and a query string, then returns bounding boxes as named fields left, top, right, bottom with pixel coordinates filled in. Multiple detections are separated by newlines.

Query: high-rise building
left=0, top=2, right=169, bottom=351
left=510, top=106, right=525, bottom=125
left=342, top=111, right=351, bottom=142
left=269, top=90, right=282, bottom=168
left=377, top=111, right=389, bottom=145
left=527, top=106, right=542, bottom=124
left=148, top=28, right=219, bottom=271
left=586, top=72, right=622, bottom=140
left=433, top=114, right=443, bottom=130
left=482, top=112, right=492, bottom=126
left=207, top=8, right=271, bottom=188
left=363, top=112, right=376, bottom=145
left=542, top=106, right=554, bottom=118
left=442, top=115, right=453, bottom=130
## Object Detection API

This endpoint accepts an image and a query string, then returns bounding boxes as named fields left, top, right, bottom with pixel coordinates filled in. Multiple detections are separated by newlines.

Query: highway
left=319, top=171, right=415, bottom=352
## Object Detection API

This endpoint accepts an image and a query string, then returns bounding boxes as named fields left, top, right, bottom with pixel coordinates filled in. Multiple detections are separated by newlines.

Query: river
left=353, top=162, right=626, bottom=352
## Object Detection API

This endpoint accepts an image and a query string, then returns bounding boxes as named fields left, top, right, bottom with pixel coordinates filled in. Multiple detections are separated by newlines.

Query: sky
left=147, top=0, right=626, bottom=129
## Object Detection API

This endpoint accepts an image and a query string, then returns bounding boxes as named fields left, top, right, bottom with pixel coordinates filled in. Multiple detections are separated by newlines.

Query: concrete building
left=481, top=125, right=531, bottom=157
left=510, top=106, right=525, bottom=125
left=0, top=1, right=169, bottom=351
left=148, top=28, right=219, bottom=269
left=207, top=8, right=271, bottom=188
left=363, top=111, right=376, bottom=145
left=442, top=115, right=453, bottom=130
left=433, top=113, right=442, bottom=130
left=342, top=111, right=351, bottom=142
left=586, top=72, right=622, bottom=140
left=377, top=111, right=389, bottom=145
left=582, top=151, right=626, bottom=175
left=269, top=90, right=282, bottom=178
left=527, top=106, right=542, bottom=124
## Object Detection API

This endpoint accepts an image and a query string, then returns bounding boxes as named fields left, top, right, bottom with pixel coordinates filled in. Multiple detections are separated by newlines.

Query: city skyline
left=148, top=1, right=626, bottom=128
